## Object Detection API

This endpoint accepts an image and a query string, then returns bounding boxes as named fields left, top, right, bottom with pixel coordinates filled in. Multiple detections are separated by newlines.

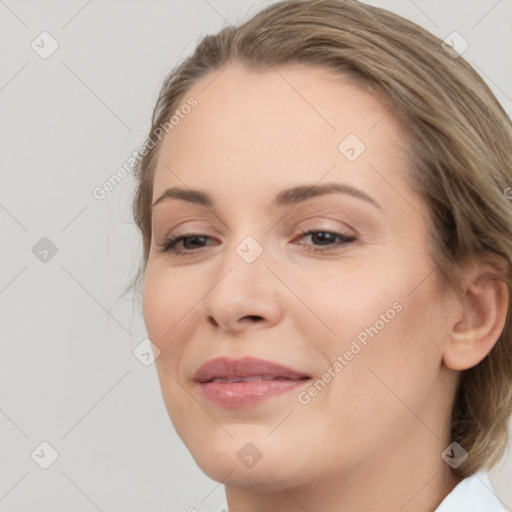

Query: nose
left=202, top=242, right=285, bottom=335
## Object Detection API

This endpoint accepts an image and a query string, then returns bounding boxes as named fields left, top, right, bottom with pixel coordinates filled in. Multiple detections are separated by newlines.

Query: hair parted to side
left=127, top=0, right=512, bottom=479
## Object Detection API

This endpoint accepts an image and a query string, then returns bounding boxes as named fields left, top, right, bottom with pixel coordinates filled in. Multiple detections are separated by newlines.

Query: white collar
left=435, top=471, right=506, bottom=511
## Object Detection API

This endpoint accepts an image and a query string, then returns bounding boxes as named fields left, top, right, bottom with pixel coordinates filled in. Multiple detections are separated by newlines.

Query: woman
left=128, top=0, right=512, bottom=510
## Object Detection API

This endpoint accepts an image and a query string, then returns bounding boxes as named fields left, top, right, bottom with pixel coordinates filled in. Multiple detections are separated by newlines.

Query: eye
left=294, top=229, right=356, bottom=253
left=158, top=232, right=214, bottom=255
left=157, top=229, right=356, bottom=256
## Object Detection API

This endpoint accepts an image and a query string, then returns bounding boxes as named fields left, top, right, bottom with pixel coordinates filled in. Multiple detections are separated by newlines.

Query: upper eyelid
left=155, top=216, right=363, bottom=251
left=161, top=222, right=357, bottom=239
left=151, top=203, right=376, bottom=243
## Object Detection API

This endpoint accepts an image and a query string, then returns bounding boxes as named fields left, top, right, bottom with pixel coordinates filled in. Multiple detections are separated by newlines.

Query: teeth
left=209, top=375, right=282, bottom=383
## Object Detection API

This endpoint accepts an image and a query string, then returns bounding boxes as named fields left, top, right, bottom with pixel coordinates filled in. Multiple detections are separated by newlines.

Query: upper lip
left=194, top=356, right=311, bottom=383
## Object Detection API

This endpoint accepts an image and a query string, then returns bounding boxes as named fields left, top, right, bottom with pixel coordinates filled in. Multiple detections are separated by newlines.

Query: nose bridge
left=202, top=227, right=283, bottom=331
left=211, top=229, right=271, bottom=301
left=219, top=213, right=274, bottom=271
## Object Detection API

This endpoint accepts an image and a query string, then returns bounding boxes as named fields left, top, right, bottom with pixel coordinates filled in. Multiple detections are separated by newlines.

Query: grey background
left=1, top=0, right=511, bottom=510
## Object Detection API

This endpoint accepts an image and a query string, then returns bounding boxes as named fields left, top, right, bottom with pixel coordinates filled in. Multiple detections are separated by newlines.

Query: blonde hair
left=128, top=0, right=512, bottom=478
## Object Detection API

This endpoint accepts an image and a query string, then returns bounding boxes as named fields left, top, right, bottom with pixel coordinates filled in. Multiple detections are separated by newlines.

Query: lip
left=194, top=356, right=311, bottom=408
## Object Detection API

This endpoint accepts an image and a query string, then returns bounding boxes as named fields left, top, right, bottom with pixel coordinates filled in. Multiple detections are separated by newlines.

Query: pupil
left=185, top=236, right=205, bottom=249
left=313, top=232, right=333, bottom=245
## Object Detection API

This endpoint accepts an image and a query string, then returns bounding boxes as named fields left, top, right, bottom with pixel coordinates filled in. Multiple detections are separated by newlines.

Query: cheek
left=359, top=295, right=446, bottom=448
left=142, top=264, right=202, bottom=362
left=296, top=262, right=403, bottom=356
left=306, top=253, right=445, bottom=407
left=141, top=265, right=207, bottom=441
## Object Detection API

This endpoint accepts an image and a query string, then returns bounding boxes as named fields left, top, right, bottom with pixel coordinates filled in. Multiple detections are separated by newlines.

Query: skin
left=142, top=62, right=508, bottom=511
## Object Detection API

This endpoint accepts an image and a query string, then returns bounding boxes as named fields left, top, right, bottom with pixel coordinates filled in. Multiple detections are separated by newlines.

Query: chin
left=194, top=451, right=300, bottom=491
left=181, top=427, right=314, bottom=490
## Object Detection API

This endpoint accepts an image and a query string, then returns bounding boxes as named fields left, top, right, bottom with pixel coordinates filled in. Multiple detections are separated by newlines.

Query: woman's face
left=142, top=63, right=458, bottom=490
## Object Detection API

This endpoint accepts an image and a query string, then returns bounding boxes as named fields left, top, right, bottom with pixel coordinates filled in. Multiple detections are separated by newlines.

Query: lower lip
left=199, top=379, right=310, bottom=408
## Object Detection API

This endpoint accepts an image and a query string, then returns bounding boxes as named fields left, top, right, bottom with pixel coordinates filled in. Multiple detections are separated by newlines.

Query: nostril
left=207, top=316, right=219, bottom=327
left=207, top=315, right=263, bottom=327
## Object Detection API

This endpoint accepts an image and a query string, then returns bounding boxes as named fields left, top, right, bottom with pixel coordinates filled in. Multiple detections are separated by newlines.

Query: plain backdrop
left=1, top=1, right=511, bottom=511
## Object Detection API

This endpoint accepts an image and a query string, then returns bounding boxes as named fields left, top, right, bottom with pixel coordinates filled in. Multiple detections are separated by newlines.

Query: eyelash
left=158, top=229, right=356, bottom=256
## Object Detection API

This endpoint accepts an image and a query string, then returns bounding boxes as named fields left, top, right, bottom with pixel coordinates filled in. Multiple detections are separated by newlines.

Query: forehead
left=152, top=62, right=410, bottom=208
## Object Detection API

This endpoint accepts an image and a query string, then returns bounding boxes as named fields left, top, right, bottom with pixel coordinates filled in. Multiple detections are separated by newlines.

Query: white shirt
left=435, top=471, right=506, bottom=511
left=219, top=471, right=506, bottom=512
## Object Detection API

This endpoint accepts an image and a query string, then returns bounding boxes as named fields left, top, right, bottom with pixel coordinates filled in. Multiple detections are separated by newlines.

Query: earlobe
left=442, top=257, right=509, bottom=371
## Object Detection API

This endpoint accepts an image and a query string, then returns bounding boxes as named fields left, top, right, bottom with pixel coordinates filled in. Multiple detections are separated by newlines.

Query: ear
left=442, top=254, right=509, bottom=371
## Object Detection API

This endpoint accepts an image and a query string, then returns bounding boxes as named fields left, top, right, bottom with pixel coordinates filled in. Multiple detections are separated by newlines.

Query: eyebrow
left=151, top=182, right=381, bottom=211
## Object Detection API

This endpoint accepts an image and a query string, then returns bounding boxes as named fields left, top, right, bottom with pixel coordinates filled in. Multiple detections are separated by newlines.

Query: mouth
left=194, top=356, right=312, bottom=408
left=206, top=375, right=307, bottom=383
